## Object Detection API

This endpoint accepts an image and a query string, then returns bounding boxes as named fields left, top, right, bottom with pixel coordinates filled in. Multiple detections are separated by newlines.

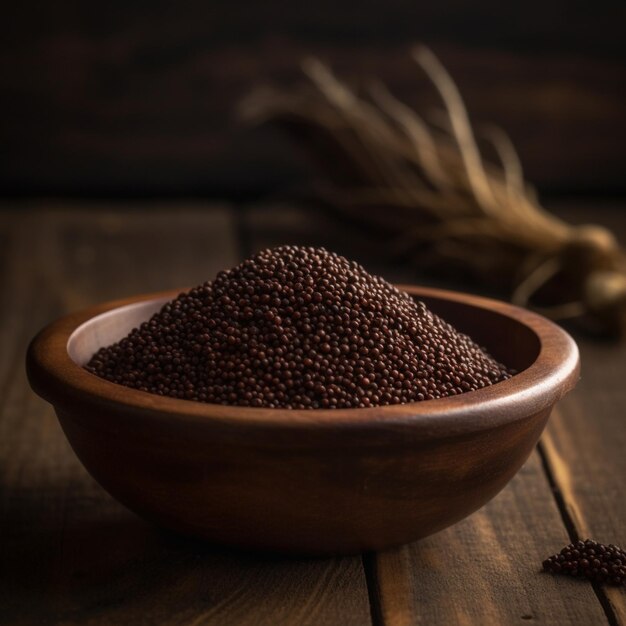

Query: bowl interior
left=68, top=292, right=540, bottom=375
left=420, top=295, right=540, bottom=373
left=68, top=297, right=171, bottom=367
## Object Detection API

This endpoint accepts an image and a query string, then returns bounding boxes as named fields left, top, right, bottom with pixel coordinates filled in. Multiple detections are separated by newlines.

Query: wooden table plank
left=3, top=199, right=625, bottom=625
left=245, top=199, right=626, bottom=625
left=0, top=204, right=372, bottom=626
left=367, top=200, right=626, bottom=625
left=370, top=452, right=608, bottom=625
left=538, top=201, right=626, bottom=624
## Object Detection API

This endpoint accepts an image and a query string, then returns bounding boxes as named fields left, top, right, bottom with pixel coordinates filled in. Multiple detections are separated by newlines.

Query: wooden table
left=1, top=200, right=625, bottom=625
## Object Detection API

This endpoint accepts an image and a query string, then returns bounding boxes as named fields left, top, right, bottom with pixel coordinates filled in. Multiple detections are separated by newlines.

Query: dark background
left=2, top=1, right=625, bottom=199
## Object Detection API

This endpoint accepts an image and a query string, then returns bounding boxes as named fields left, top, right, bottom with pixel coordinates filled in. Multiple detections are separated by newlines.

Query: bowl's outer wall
left=54, top=403, right=552, bottom=555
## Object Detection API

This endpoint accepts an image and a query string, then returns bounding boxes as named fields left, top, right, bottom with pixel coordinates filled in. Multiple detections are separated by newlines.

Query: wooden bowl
left=27, top=286, right=579, bottom=556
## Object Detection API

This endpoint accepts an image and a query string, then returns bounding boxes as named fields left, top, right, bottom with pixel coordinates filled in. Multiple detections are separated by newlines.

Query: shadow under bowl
left=27, top=285, right=579, bottom=555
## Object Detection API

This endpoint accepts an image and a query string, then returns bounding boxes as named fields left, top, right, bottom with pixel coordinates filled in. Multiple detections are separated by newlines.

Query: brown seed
left=543, top=539, right=626, bottom=587
left=86, top=246, right=512, bottom=409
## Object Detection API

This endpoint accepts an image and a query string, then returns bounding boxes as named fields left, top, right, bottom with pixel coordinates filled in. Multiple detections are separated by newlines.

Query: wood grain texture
left=371, top=452, right=609, bottom=625
left=2, top=200, right=625, bottom=625
left=539, top=202, right=626, bottom=623
left=0, top=204, right=371, bottom=625
left=541, top=344, right=626, bottom=623
left=246, top=198, right=626, bottom=624
left=368, top=201, right=626, bottom=625
left=2, top=3, right=625, bottom=195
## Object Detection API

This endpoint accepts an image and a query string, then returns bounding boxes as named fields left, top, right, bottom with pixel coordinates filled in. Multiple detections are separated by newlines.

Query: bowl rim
left=27, top=285, right=580, bottom=436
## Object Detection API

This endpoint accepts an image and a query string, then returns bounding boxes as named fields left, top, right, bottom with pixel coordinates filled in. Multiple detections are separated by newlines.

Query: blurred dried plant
left=239, top=47, right=626, bottom=336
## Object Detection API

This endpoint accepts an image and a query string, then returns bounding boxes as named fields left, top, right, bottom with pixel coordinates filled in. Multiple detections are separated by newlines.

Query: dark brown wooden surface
left=371, top=453, right=606, bottom=625
left=3, top=2, right=626, bottom=195
left=0, top=207, right=371, bottom=626
left=540, top=202, right=626, bottom=626
left=1, top=200, right=625, bottom=624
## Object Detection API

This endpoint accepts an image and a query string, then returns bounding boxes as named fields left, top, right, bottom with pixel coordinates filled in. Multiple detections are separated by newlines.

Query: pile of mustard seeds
left=86, top=246, right=511, bottom=409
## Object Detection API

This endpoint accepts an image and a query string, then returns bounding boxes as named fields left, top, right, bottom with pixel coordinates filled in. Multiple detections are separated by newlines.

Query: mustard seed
left=86, top=246, right=512, bottom=409
left=543, top=539, right=626, bottom=586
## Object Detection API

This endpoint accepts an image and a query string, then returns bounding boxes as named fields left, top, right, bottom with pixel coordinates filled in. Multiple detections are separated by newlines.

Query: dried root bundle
left=239, top=47, right=626, bottom=336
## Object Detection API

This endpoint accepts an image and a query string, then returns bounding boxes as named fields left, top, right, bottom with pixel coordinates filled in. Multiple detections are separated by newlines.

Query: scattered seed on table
left=543, top=539, right=626, bottom=586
